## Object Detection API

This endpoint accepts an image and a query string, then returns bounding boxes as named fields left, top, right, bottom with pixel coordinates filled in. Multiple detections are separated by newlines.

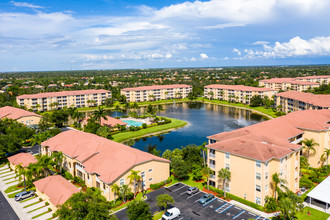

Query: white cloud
left=11, top=1, right=44, bottom=9
left=244, top=36, right=330, bottom=58
left=190, top=57, right=196, bottom=61
left=200, top=53, right=208, bottom=59
left=252, top=41, right=269, bottom=45
left=233, top=48, right=241, bottom=56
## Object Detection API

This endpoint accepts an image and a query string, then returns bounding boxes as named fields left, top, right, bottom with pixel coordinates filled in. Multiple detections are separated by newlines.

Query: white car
left=162, top=207, right=181, bottom=220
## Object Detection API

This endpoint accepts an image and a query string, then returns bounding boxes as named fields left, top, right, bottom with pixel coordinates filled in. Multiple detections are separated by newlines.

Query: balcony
left=209, top=163, right=215, bottom=169
left=209, top=153, right=215, bottom=158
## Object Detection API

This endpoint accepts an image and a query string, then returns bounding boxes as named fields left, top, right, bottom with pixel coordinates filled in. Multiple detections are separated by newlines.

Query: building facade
left=275, top=91, right=330, bottom=113
left=204, top=84, right=276, bottom=104
left=0, top=106, right=42, bottom=126
left=121, top=84, right=192, bottom=102
left=207, top=110, right=330, bottom=206
left=16, top=89, right=111, bottom=111
left=41, top=130, right=170, bottom=201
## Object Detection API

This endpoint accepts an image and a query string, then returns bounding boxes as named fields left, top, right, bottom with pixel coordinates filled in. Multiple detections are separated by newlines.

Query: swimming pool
left=122, top=119, right=143, bottom=127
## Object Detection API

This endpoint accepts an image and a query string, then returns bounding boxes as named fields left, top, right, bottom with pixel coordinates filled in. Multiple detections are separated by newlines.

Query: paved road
left=0, top=191, right=19, bottom=220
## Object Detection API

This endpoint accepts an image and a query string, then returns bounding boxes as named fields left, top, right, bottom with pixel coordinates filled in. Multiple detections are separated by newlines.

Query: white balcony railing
left=209, top=153, right=215, bottom=158
left=209, top=164, right=215, bottom=169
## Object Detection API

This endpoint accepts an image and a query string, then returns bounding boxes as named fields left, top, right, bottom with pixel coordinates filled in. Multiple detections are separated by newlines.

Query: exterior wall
left=207, top=147, right=299, bottom=206
left=16, top=91, right=111, bottom=111
left=16, top=115, right=42, bottom=126
left=260, top=81, right=320, bottom=92
left=204, top=87, right=276, bottom=104
left=121, top=86, right=192, bottom=102
left=275, top=96, right=329, bottom=113
left=35, top=188, right=57, bottom=211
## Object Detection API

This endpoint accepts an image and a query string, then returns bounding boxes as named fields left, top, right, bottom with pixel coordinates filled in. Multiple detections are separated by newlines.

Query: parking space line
left=187, top=191, right=201, bottom=199
left=219, top=204, right=233, bottom=213
left=203, top=198, right=217, bottom=206
left=232, top=210, right=245, bottom=219
left=168, top=183, right=181, bottom=189
left=173, top=185, right=187, bottom=192
left=215, top=203, right=227, bottom=211
left=180, top=191, right=187, bottom=195
left=234, top=207, right=242, bottom=210
left=255, top=215, right=261, bottom=219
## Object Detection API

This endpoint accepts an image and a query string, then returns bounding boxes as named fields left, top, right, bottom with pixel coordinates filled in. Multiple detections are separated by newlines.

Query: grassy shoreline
left=112, top=117, right=187, bottom=143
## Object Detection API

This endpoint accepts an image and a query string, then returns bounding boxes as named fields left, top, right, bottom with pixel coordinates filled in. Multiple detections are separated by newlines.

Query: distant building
left=275, top=91, right=330, bottom=113
left=121, top=84, right=192, bottom=102
left=0, top=106, right=42, bottom=125
left=81, top=116, right=127, bottom=128
left=16, top=89, right=111, bottom=111
left=204, top=84, right=276, bottom=104
left=8, top=153, right=37, bottom=170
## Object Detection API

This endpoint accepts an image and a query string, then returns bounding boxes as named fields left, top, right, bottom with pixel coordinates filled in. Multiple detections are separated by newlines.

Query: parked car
left=15, top=191, right=34, bottom=201
left=198, top=194, right=215, bottom=204
left=186, top=187, right=199, bottom=195
left=162, top=207, right=180, bottom=220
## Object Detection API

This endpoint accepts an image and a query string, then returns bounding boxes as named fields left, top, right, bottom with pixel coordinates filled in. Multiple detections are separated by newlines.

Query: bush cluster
left=62, top=170, right=73, bottom=180
left=149, top=177, right=172, bottom=190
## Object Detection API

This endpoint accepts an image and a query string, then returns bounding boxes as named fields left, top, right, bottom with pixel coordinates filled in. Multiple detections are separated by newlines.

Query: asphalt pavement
left=0, top=191, right=20, bottom=220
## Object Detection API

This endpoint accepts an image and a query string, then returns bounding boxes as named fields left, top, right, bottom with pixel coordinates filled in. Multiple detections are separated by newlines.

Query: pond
left=109, top=102, right=268, bottom=153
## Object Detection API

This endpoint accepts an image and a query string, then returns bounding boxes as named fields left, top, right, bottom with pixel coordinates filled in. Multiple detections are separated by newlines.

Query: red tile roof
left=296, top=75, right=330, bottom=80
left=82, top=116, right=127, bottom=127
left=276, top=91, right=330, bottom=108
left=33, top=175, right=79, bottom=207
left=208, top=110, right=330, bottom=161
left=205, top=84, right=275, bottom=92
left=121, top=84, right=192, bottom=91
left=0, top=106, right=41, bottom=120
left=260, top=78, right=318, bottom=85
left=41, top=130, right=170, bottom=184
left=16, top=89, right=110, bottom=99
left=8, top=153, right=37, bottom=167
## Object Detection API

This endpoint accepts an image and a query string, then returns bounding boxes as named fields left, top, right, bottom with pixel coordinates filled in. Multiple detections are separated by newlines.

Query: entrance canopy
left=307, top=176, right=330, bottom=205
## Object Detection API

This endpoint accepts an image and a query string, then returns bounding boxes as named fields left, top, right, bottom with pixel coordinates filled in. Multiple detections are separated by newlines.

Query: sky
left=0, top=0, right=330, bottom=71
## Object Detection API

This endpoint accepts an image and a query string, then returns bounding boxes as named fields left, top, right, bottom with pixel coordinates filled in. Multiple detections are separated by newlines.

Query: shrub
left=45, top=201, right=49, bottom=206
left=72, top=176, right=85, bottom=186
left=114, top=199, right=122, bottom=207
left=299, top=177, right=313, bottom=188
left=227, top=193, right=264, bottom=211
left=62, top=170, right=73, bottom=180
left=127, top=192, right=134, bottom=201
left=48, top=208, right=52, bottom=212
left=264, top=197, right=277, bottom=213
left=209, top=186, right=224, bottom=197
left=142, top=123, right=147, bottom=129
left=165, top=176, right=172, bottom=184
left=39, top=198, right=42, bottom=202
left=52, top=213, right=57, bottom=218
left=150, top=181, right=165, bottom=190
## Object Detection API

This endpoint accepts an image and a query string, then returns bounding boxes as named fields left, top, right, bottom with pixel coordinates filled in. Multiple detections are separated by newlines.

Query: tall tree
left=218, top=168, right=231, bottom=198
left=111, top=184, right=120, bottom=201
left=119, top=184, right=131, bottom=202
left=156, top=194, right=174, bottom=211
left=271, top=172, right=287, bottom=201
left=92, top=106, right=107, bottom=124
left=321, top=148, right=330, bottom=171
left=201, top=167, right=212, bottom=190
left=52, top=151, right=63, bottom=174
left=301, top=138, right=319, bottom=161
left=127, top=200, right=152, bottom=220
left=127, top=170, right=142, bottom=198
left=15, top=164, right=28, bottom=191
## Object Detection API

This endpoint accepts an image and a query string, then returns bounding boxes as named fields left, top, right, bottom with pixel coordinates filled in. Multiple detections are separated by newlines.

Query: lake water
left=109, top=102, right=267, bottom=153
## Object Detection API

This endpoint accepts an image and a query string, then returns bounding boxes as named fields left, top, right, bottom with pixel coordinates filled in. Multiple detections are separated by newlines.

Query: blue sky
left=0, top=0, right=330, bottom=71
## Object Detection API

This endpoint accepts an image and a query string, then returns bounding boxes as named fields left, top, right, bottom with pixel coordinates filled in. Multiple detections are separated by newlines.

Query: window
left=209, top=180, right=216, bottom=187
left=256, top=185, right=261, bottom=192
left=209, top=159, right=215, bottom=169
left=141, top=172, right=145, bottom=178
left=225, top=182, right=230, bottom=193
left=120, top=179, right=125, bottom=186
left=96, top=181, right=100, bottom=188
left=225, top=153, right=230, bottom=159
left=256, top=173, right=261, bottom=180
left=148, top=169, right=152, bottom=173
left=256, top=161, right=261, bottom=168
left=280, top=169, right=283, bottom=176
left=103, top=183, right=106, bottom=190
left=256, top=197, right=261, bottom=205
left=281, top=158, right=283, bottom=164
left=265, top=172, right=268, bottom=180
left=225, top=163, right=230, bottom=170
left=265, top=184, right=268, bottom=192
left=149, top=178, right=153, bottom=182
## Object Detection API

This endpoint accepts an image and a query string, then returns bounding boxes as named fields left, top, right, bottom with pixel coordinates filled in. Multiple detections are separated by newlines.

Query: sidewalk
left=229, top=200, right=279, bottom=219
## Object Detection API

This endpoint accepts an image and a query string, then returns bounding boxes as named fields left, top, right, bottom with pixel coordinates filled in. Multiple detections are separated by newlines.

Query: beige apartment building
left=275, top=91, right=330, bottom=113
left=259, top=75, right=330, bottom=91
left=121, top=84, right=192, bottom=102
left=0, top=106, right=42, bottom=125
left=16, top=89, right=111, bottom=111
left=207, top=109, right=330, bottom=206
left=41, top=130, right=170, bottom=201
left=204, top=84, right=276, bottom=104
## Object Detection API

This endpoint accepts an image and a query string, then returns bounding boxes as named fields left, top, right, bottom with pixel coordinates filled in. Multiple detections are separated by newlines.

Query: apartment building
left=275, top=91, right=330, bottom=113
left=204, top=84, right=276, bottom=104
left=207, top=110, right=330, bottom=206
left=121, top=84, right=192, bottom=102
left=8, top=153, right=37, bottom=170
left=295, top=75, right=330, bottom=84
left=41, top=130, right=170, bottom=201
left=16, top=89, right=111, bottom=111
left=0, top=106, right=42, bottom=125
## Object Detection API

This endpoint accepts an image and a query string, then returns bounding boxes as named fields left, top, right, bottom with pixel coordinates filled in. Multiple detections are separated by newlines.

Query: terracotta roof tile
left=121, top=84, right=192, bottom=91
left=41, top=130, right=170, bottom=184
left=82, top=116, right=127, bottom=127
left=204, top=84, right=276, bottom=92
left=276, top=91, right=330, bottom=108
left=0, top=106, right=41, bottom=120
left=33, top=175, right=79, bottom=206
left=7, top=153, right=37, bottom=167
left=16, top=89, right=110, bottom=99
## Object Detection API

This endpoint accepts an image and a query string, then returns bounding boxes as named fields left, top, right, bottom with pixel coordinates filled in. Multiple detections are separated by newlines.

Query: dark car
left=186, top=187, right=199, bottom=195
left=198, top=194, right=215, bottom=204
left=15, top=191, right=34, bottom=201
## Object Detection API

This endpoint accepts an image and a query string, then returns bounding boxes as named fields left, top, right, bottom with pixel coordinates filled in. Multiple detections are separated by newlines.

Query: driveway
left=115, top=182, right=267, bottom=220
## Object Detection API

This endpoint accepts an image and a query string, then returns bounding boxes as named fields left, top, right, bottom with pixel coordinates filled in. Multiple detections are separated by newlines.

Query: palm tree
left=120, top=184, right=131, bottom=202
left=207, top=91, right=214, bottom=100
left=321, top=148, right=330, bottom=171
left=218, top=168, right=231, bottom=198
left=111, top=184, right=120, bottom=201
left=52, top=151, right=63, bottom=174
left=127, top=170, right=142, bottom=197
left=35, top=103, right=41, bottom=111
left=301, top=138, right=319, bottom=161
left=271, top=173, right=287, bottom=201
left=37, top=155, right=56, bottom=177
left=164, top=91, right=169, bottom=100
left=201, top=167, right=212, bottom=190
left=114, top=105, right=121, bottom=117
left=92, top=106, right=107, bottom=124
left=15, top=164, right=28, bottom=191
left=28, top=163, right=43, bottom=181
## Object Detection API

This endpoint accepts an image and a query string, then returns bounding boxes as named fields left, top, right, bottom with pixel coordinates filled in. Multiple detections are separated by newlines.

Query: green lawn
left=4, top=176, right=17, bottom=181
left=0, top=170, right=12, bottom=176
left=297, top=207, right=330, bottom=220
left=112, top=117, right=187, bottom=143
left=32, top=210, right=51, bottom=219
left=23, top=201, right=42, bottom=208
left=5, top=184, right=22, bottom=194
left=168, top=176, right=204, bottom=190
left=20, top=196, right=38, bottom=203
left=111, top=191, right=151, bottom=212
left=28, top=204, right=48, bottom=213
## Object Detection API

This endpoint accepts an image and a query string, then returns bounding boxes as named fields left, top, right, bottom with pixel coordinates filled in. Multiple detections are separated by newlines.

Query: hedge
left=149, top=177, right=172, bottom=190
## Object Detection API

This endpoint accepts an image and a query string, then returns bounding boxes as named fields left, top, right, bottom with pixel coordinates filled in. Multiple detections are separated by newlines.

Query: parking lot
left=115, top=182, right=267, bottom=220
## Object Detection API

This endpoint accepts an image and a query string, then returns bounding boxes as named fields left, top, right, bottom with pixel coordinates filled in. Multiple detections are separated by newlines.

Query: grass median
left=112, top=117, right=187, bottom=143
left=297, top=207, right=330, bottom=220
